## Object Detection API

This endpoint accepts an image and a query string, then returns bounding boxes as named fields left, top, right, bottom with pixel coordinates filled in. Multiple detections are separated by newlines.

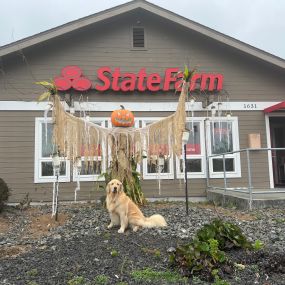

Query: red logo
left=54, top=66, right=223, bottom=92
left=54, top=66, right=92, bottom=91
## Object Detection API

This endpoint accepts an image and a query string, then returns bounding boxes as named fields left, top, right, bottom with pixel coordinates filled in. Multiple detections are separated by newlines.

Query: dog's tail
left=141, top=214, right=167, bottom=228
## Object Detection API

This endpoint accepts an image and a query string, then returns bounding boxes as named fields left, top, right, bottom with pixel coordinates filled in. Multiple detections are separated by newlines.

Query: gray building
left=1, top=0, right=285, bottom=203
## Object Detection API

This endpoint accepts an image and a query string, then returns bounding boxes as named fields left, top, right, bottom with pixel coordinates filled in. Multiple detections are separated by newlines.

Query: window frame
left=176, top=118, right=206, bottom=179
left=141, top=117, right=174, bottom=180
left=72, top=118, right=108, bottom=182
left=34, top=117, right=70, bottom=183
left=206, top=117, right=241, bottom=178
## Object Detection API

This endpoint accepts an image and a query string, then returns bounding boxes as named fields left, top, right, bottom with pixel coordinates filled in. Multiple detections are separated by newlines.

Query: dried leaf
left=37, top=91, right=50, bottom=102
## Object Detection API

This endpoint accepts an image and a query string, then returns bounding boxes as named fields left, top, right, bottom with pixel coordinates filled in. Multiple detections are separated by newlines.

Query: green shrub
left=0, top=178, right=10, bottom=212
left=170, top=219, right=251, bottom=281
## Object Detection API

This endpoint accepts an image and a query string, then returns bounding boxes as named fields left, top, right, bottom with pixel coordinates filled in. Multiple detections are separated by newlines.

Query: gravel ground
left=0, top=202, right=284, bottom=285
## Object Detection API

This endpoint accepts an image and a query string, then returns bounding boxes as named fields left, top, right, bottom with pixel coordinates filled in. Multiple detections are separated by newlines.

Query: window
left=132, top=27, right=145, bottom=48
left=176, top=119, right=206, bottom=178
left=72, top=119, right=107, bottom=182
left=141, top=118, right=174, bottom=179
left=206, top=117, right=241, bottom=178
left=34, top=118, right=70, bottom=183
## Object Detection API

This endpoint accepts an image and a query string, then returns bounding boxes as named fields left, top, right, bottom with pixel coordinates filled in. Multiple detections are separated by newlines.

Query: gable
left=0, top=9, right=284, bottom=104
left=0, top=0, right=284, bottom=70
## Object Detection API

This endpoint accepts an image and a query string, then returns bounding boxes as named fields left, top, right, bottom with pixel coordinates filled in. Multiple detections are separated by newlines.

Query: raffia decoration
left=51, top=81, right=187, bottom=203
left=52, top=81, right=187, bottom=164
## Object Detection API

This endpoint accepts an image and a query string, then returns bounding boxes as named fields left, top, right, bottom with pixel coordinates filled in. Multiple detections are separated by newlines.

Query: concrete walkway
left=207, top=188, right=285, bottom=210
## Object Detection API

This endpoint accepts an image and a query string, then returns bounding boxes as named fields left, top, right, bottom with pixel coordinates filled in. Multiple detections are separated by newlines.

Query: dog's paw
left=132, top=226, right=139, bottom=232
left=107, top=223, right=113, bottom=229
left=118, top=228, right=125, bottom=233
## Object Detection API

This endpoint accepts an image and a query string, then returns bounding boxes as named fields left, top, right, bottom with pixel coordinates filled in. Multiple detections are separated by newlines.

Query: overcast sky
left=0, top=0, right=284, bottom=60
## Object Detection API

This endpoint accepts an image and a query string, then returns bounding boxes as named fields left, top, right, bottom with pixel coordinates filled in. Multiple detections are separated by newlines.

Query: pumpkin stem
left=120, top=105, right=125, bottom=110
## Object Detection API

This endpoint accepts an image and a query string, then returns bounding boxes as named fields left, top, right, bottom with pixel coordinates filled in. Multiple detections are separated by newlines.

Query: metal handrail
left=206, top=147, right=285, bottom=210
left=208, top=147, right=285, bottom=158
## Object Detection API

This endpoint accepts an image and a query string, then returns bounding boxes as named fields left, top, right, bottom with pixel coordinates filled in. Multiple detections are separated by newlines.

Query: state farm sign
left=54, top=66, right=223, bottom=92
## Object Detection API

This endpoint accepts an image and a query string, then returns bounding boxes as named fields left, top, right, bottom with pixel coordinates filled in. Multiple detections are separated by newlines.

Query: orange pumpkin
left=111, top=105, right=135, bottom=127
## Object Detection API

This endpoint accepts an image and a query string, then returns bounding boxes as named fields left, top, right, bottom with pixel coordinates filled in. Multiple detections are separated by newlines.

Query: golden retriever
left=106, top=179, right=167, bottom=233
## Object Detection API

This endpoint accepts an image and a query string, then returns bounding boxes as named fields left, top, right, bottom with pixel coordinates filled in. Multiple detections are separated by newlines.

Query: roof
left=264, top=102, right=285, bottom=113
left=1, top=0, right=285, bottom=69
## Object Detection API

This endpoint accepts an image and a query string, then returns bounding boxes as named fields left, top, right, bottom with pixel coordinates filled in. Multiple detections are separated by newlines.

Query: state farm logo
left=54, top=65, right=223, bottom=92
left=54, top=66, right=92, bottom=91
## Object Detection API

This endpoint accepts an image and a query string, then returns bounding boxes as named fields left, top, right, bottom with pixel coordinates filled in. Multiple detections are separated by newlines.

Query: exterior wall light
left=182, top=129, right=190, bottom=145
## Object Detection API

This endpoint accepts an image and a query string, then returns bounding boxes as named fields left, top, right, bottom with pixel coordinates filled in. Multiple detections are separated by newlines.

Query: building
left=1, top=0, right=285, bottom=203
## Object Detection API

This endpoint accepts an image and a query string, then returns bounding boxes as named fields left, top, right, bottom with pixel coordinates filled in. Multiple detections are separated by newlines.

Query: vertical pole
left=246, top=149, right=253, bottom=211
left=55, top=173, right=59, bottom=221
left=222, top=154, right=227, bottom=206
left=184, top=144, right=189, bottom=215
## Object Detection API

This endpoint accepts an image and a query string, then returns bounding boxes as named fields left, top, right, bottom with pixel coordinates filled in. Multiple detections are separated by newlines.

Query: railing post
left=222, top=154, right=227, bottom=206
left=246, top=149, right=253, bottom=211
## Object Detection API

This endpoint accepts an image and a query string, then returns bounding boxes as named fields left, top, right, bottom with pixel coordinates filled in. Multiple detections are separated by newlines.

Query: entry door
left=270, top=117, right=285, bottom=186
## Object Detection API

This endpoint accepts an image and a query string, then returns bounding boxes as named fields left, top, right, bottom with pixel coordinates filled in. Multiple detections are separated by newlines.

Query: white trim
left=206, top=117, right=241, bottom=178
left=1, top=101, right=281, bottom=112
left=265, top=114, right=274, bottom=189
left=266, top=112, right=285, bottom=188
left=176, top=118, right=206, bottom=179
left=34, top=118, right=70, bottom=183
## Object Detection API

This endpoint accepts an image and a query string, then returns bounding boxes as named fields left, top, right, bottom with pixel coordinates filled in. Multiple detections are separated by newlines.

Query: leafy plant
left=196, top=219, right=251, bottom=250
left=93, top=274, right=109, bottom=285
left=252, top=239, right=264, bottom=251
left=0, top=178, right=10, bottom=212
left=170, top=219, right=252, bottom=281
left=111, top=250, right=119, bottom=257
left=35, top=80, right=57, bottom=102
left=182, top=65, right=196, bottom=82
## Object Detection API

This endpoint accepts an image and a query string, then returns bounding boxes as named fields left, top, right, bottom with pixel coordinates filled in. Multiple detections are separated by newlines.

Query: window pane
left=185, top=122, right=201, bottom=155
left=42, top=123, right=55, bottom=157
left=147, top=157, right=170, bottom=173
left=211, top=121, right=233, bottom=154
left=213, top=158, right=234, bottom=172
left=41, top=162, right=66, bottom=176
left=180, top=159, right=202, bottom=173
left=79, top=160, right=102, bottom=175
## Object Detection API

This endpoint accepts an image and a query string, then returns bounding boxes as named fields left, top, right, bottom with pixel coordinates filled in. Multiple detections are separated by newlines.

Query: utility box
left=248, top=133, right=261, bottom=148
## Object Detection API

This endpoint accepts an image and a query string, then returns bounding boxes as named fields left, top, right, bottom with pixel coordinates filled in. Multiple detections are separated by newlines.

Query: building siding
left=0, top=10, right=284, bottom=202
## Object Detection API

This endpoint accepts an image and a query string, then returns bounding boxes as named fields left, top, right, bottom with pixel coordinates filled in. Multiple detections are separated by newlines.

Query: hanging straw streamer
left=212, top=121, right=215, bottom=152
left=44, top=102, right=53, bottom=145
left=225, top=94, right=232, bottom=151
left=217, top=100, right=222, bottom=143
left=74, top=157, right=82, bottom=202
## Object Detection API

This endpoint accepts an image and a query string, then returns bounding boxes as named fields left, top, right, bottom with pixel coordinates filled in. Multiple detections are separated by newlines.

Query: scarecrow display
left=38, top=67, right=193, bottom=217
